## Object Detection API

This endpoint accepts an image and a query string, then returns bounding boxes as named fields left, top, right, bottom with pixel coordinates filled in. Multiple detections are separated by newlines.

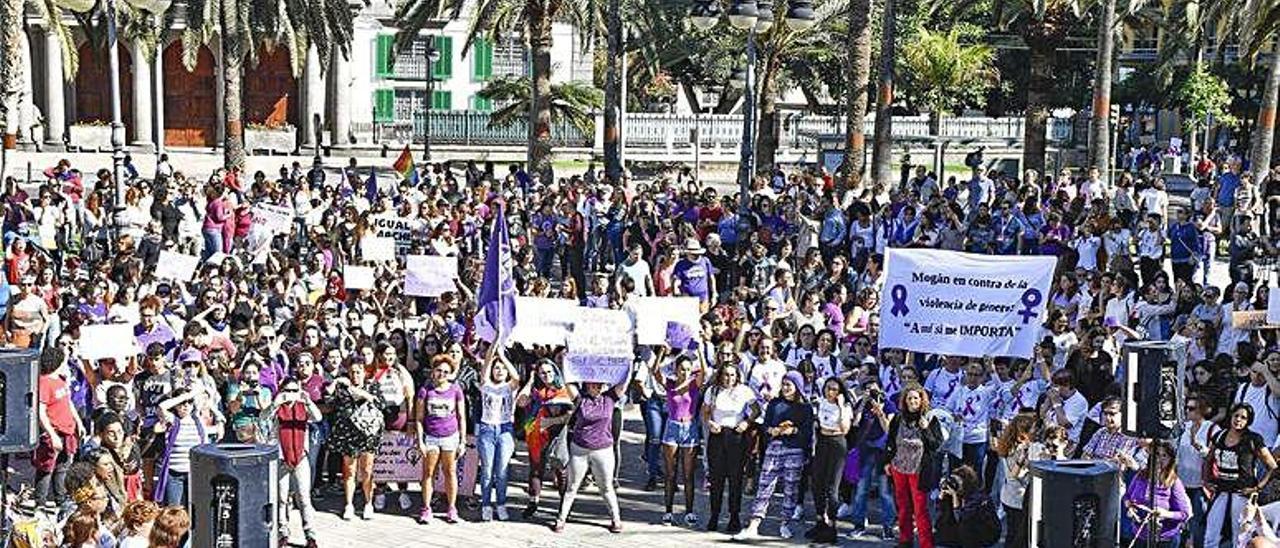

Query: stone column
left=130, top=39, right=153, bottom=148
left=153, top=33, right=165, bottom=152
left=43, top=27, right=65, bottom=147
left=329, top=49, right=351, bottom=147
left=301, top=45, right=324, bottom=149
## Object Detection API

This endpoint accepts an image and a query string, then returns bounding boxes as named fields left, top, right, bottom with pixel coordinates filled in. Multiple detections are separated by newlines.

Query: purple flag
left=365, top=167, right=378, bottom=202
left=475, top=203, right=517, bottom=344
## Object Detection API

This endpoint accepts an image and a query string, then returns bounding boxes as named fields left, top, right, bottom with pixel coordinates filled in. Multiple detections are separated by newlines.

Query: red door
left=74, top=44, right=133, bottom=141
left=164, top=43, right=217, bottom=147
left=244, top=47, right=296, bottom=128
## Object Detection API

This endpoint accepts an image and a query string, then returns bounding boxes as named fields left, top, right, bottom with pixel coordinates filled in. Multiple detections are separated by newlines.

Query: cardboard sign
left=1268, top=291, right=1280, bottom=325
left=80, top=323, right=142, bottom=360
left=372, top=431, right=477, bottom=493
left=630, top=297, right=702, bottom=345
left=404, top=255, right=458, bottom=297
left=508, top=297, right=578, bottom=346
left=155, top=251, right=199, bottom=281
left=1233, top=310, right=1279, bottom=330
left=252, top=203, right=294, bottom=235
left=361, top=236, right=396, bottom=263
left=564, top=308, right=635, bottom=385
left=370, top=214, right=422, bottom=254
left=343, top=265, right=375, bottom=290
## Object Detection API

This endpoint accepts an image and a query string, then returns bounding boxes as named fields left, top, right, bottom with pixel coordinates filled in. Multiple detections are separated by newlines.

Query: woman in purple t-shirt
left=551, top=364, right=633, bottom=534
left=413, top=355, right=467, bottom=524
left=651, top=348, right=707, bottom=527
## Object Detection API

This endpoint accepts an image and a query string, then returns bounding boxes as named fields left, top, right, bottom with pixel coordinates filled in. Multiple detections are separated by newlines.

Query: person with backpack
left=1203, top=403, right=1278, bottom=548
left=1234, top=352, right=1280, bottom=443
left=933, top=465, right=1001, bottom=547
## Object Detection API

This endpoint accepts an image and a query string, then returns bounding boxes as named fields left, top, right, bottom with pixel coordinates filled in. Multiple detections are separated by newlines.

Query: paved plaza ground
left=293, top=407, right=898, bottom=548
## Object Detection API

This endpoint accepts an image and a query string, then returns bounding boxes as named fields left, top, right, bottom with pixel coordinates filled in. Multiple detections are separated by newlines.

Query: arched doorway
left=74, top=42, right=133, bottom=141
left=244, top=47, right=297, bottom=128
left=164, top=42, right=217, bottom=147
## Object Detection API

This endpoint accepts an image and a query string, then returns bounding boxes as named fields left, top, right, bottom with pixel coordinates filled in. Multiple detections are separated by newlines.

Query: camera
left=940, top=474, right=961, bottom=495
left=867, top=387, right=885, bottom=405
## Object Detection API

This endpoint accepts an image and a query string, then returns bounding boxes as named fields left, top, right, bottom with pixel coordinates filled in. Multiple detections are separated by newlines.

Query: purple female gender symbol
left=889, top=284, right=910, bottom=317
left=1016, top=288, right=1043, bottom=324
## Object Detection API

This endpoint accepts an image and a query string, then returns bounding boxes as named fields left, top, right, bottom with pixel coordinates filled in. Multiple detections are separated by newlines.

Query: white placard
left=343, top=265, right=375, bottom=290
left=630, top=296, right=702, bottom=345
left=1268, top=290, right=1280, bottom=325
left=508, top=297, right=579, bottom=346
left=878, top=248, right=1055, bottom=358
left=361, top=237, right=396, bottom=263
left=370, top=214, right=422, bottom=253
left=404, top=255, right=458, bottom=297
left=252, top=203, right=294, bottom=235
left=79, top=324, right=141, bottom=361
left=564, top=308, right=635, bottom=385
left=155, top=251, right=199, bottom=281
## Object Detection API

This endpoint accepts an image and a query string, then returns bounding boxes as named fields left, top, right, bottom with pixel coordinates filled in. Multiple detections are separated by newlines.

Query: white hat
left=683, top=237, right=705, bottom=254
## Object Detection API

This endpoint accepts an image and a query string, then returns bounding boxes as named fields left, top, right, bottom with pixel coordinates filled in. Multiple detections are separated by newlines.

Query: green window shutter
left=432, top=36, right=453, bottom=79
left=374, top=35, right=393, bottom=78
left=471, top=95, right=492, bottom=112
left=473, top=38, right=493, bottom=81
left=374, top=89, right=394, bottom=122
left=432, top=90, right=452, bottom=110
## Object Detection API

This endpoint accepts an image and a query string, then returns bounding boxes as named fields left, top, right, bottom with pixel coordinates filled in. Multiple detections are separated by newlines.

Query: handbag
left=842, top=446, right=863, bottom=484
left=349, top=400, right=385, bottom=438
left=548, top=422, right=571, bottom=468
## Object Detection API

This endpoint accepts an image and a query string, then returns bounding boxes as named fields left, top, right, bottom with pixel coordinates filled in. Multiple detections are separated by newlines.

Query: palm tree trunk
left=221, top=0, right=246, bottom=170
left=1022, top=38, right=1053, bottom=176
left=755, top=47, right=782, bottom=170
left=0, top=0, right=21, bottom=151
left=602, top=0, right=622, bottom=182
left=841, top=0, right=873, bottom=193
left=527, top=2, right=555, bottom=183
left=870, top=0, right=897, bottom=189
left=1251, top=41, right=1280, bottom=185
left=1087, top=0, right=1116, bottom=176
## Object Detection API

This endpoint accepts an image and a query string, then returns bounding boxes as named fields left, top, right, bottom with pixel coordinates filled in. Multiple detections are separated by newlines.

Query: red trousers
left=891, top=468, right=934, bottom=548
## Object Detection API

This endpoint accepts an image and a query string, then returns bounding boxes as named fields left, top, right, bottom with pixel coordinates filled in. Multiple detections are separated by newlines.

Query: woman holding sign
left=651, top=347, right=707, bottom=527
left=414, top=355, right=468, bottom=524
left=550, top=362, right=631, bottom=534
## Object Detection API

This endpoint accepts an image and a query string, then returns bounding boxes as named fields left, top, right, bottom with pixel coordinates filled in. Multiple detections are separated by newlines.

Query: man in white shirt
left=1040, top=369, right=1090, bottom=447
left=1234, top=360, right=1280, bottom=443
left=945, top=360, right=1001, bottom=475
left=616, top=243, right=655, bottom=297
left=925, top=356, right=966, bottom=404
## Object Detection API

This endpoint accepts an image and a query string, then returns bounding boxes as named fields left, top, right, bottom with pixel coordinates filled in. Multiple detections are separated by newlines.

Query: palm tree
left=1234, top=0, right=1280, bottom=183
left=394, top=0, right=599, bottom=183
left=180, top=0, right=354, bottom=169
left=869, top=0, right=897, bottom=188
left=1086, top=0, right=1118, bottom=175
left=477, top=75, right=603, bottom=135
left=840, top=0, right=872, bottom=191
left=996, top=0, right=1075, bottom=176
left=900, top=29, right=997, bottom=124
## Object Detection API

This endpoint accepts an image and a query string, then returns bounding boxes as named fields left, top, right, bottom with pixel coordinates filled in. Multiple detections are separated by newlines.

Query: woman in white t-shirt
left=810, top=377, right=853, bottom=543
left=702, top=364, right=760, bottom=533
left=476, top=353, right=521, bottom=521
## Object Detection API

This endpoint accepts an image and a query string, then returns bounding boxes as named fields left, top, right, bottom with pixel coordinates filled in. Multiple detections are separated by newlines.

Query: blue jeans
left=164, top=471, right=188, bottom=507
left=1188, top=486, right=1205, bottom=548
left=534, top=247, right=555, bottom=278
left=476, top=422, right=514, bottom=507
left=201, top=229, right=223, bottom=261
left=851, top=449, right=896, bottom=529
left=640, top=397, right=667, bottom=480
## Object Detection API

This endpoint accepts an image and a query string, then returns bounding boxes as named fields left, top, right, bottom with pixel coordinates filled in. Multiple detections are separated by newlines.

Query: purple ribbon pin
left=890, top=284, right=909, bottom=317
left=1017, top=288, right=1043, bottom=324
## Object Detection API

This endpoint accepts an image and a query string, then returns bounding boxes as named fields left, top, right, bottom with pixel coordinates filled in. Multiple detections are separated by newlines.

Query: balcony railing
left=360, top=110, right=593, bottom=148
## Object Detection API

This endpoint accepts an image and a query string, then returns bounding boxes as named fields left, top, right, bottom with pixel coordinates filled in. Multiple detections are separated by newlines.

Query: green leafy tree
left=477, top=75, right=603, bottom=135
left=1176, top=66, right=1237, bottom=152
left=899, top=28, right=996, bottom=119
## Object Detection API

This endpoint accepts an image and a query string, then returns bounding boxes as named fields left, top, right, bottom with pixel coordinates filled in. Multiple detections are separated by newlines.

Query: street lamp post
left=689, top=0, right=812, bottom=213
left=423, top=35, right=440, bottom=162
left=106, top=0, right=125, bottom=221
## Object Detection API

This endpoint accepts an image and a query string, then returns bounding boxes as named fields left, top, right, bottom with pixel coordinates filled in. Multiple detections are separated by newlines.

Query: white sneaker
left=779, top=522, right=794, bottom=539
left=362, top=503, right=374, bottom=520
left=791, top=505, right=804, bottom=520
left=495, top=506, right=509, bottom=521
left=733, top=523, right=760, bottom=541
left=398, top=492, right=412, bottom=510
left=342, top=505, right=354, bottom=521
left=481, top=506, right=493, bottom=522
left=836, top=503, right=853, bottom=519
left=373, top=493, right=386, bottom=511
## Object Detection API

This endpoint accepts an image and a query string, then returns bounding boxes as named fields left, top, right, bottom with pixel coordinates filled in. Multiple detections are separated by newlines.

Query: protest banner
left=630, top=296, right=702, bottom=345
left=372, top=431, right=477, bottom=492
left=1234, top=310, right=1279, bottom=330
left=404, top=255, right=458, bottom=297
left=878, top=248, right=1055, bottom=358
left=79, top=324, right=141, bottom=361
left=361, top=236, right=396, bottom=263
left=370, top=214, right=421, bottom=253
left=251, top=203, right=294, bottom=235
left=508, top=297, right=577, bottom=346
left=564, top=307, right=634, bottom=385
left=1268, top=291, right=1280, bottom=325
left=155, top=251, right=199, bottom=281
left=343, top=265, right=375, bottom=290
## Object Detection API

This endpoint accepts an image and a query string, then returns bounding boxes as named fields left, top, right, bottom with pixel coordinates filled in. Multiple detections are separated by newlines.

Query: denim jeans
left=850, top=449, right=895, bottom=529
left=202, top=229, right=223, bottom=262
left=164, top=471, right=188, bottom=507
left=1187, top=487, right=1205, bottom=548
left=534, top=247, right=555, bottom=278
left=476, top=422, right=514, bottom=507
left=640, top=398, right=667, bottom=480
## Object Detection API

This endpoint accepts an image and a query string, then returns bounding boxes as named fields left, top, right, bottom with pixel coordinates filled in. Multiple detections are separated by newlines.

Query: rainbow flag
left=392, top=145, right=418, bottom=184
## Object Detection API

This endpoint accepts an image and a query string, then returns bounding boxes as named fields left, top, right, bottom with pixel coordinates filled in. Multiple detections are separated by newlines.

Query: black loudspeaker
left=1121, top=340, right=1187, bottom=439
left=1028, top=460, right=1122, bottom=548
left=190, top=444, right=279, bottom=548
left=0, top=349, right=38, bottom=453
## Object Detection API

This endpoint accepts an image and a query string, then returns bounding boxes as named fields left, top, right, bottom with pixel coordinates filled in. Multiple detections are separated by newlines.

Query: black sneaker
left=725, top=517, right=742, bottom=535
left=522, top=502, right=537, bottom=520
left=643, top=477, right=659, bottom=491
left=882, top=525, right=898, bottom=541
left=706, top=519, right=719, bottom=532
left=847, top=525, right=867, bottom=539
left=804, top=525, right=820, bottom=540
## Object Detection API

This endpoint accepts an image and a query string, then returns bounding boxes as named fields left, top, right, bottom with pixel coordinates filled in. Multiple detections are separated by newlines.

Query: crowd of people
left=5, top=145, right=1280, bottom=548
